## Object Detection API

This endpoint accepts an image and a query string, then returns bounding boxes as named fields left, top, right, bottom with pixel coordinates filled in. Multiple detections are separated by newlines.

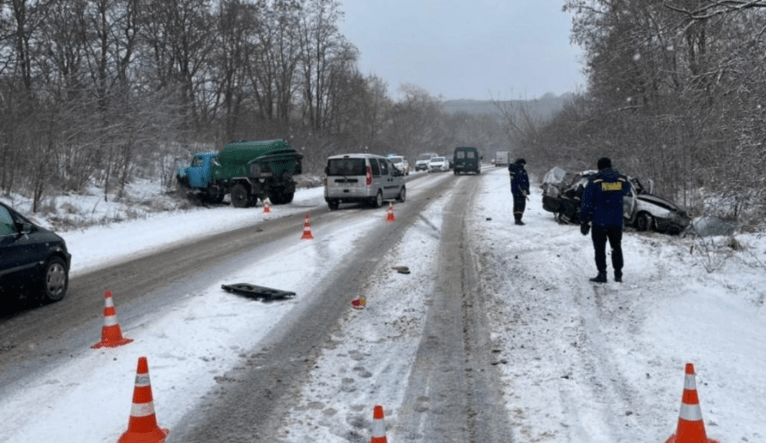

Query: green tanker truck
left=176, top=139, right=303, bottom=207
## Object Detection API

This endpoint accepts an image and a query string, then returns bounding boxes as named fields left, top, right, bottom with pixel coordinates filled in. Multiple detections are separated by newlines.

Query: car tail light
left=366, top=167, right=372, bottom=185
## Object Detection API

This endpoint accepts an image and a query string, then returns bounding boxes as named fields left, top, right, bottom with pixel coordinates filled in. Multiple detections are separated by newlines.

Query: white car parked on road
left=428, top=156, right=450, bottom=173
left=389, top=155, right=410, bottom=175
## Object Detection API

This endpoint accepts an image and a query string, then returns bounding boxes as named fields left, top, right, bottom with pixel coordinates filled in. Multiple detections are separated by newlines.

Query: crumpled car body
left=541, top=167, right=691, bottom=235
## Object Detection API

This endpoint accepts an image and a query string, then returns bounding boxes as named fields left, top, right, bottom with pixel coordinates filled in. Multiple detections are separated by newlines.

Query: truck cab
left=181, top=152, right=219, bottom=189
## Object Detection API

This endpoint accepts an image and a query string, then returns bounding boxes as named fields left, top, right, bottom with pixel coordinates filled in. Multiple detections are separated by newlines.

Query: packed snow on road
left=0, top=167, right=764, bottom=442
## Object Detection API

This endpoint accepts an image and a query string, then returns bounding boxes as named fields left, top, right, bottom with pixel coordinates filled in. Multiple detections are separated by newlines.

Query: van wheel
left=41, top=256, right=68, bottom=303
left=636, top=212, right=653, bottom=231
left=371, top=190, right=383, bottom=208
left=231, top=184, right=250, bottom=208
left=397, top=187, right=406, bottom=202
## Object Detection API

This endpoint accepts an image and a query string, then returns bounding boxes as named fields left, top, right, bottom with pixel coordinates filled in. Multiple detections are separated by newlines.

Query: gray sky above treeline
left=338, top=0, right=586, bottom=101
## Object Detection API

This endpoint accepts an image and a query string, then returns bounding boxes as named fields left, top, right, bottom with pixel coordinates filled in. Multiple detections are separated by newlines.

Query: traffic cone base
left=351, top=297, right=366, bottom=309
left=664, top=363, right=720, bottom=443
left=301, top=213, right=314, bottom=240
left=118, top=356, right=169, bottom=443
left=385, top=203, right=396, bottom=223
left=370, top=404, right=387, bottom=443
left=263, top=199, right=272, bottom=214
left=92, top=290, right=133, bottom=349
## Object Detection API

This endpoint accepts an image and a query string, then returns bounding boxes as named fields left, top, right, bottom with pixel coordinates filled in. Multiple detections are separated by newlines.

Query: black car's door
left=0, top=206, right=42, bottom=290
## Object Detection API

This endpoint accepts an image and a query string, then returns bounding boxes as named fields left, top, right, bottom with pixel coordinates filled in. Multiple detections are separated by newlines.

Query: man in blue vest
left=579, top=157, right=630, bottom=283
left=508, top=158, right=530, bottom=225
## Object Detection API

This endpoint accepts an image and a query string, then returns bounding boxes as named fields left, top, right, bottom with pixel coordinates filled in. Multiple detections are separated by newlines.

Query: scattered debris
left=392, top=266, right=410, bottom=274
left=221, top=283, right=296, bottom=301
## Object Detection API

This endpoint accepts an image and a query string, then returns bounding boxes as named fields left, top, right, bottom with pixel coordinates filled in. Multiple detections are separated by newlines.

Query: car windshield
left=418, top=154, right=432, bottom=161
left=391, top=157, right=402, bottom=164
left=430, top=157, right=444, bottom=162
left=327, top=158, right=366, bottom=176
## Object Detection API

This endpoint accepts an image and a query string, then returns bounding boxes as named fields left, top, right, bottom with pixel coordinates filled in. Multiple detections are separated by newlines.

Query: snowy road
left=0, top=167, right=764, bottom=442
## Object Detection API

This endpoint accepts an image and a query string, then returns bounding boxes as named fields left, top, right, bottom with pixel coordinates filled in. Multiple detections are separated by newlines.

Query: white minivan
left=324, top=153, right=406, bottom=210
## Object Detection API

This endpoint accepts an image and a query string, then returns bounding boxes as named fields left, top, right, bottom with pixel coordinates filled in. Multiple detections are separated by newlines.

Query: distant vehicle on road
left=415, top=153, right=439, bottom=171
left=389, top=155, right=410, bottom=175
left=428, top=156, right=450, bottom=173
left=453, top=146, right=482, bottom=175
left=495, top=151, right=510, bottom=166
left=0, top=201, right=71, bottom=304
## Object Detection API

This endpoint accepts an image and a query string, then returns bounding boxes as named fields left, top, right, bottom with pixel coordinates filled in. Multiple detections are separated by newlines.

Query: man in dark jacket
left=579, top=157, right=630, bottom=283
left=508, top=158, right=530, bottom=225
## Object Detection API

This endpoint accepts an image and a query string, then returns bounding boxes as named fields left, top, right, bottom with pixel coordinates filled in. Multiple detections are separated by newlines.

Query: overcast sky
left=337, top=0, right=586, bottom=101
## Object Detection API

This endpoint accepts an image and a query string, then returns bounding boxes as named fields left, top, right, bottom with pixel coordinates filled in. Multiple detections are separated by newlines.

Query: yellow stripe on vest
left=601, top=182, right=622, bottom=191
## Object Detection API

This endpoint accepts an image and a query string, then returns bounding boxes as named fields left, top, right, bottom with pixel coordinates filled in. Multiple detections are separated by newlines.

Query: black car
left=0, top=201, right=71, bottom=303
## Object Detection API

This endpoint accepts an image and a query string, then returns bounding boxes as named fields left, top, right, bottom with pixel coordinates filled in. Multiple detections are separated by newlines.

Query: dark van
left=453, top=147, right=482, bottom=175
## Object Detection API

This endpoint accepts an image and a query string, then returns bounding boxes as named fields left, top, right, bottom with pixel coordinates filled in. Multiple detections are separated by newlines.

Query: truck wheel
left=636, top=212, right=653, bottom=231
left=328, top=200, right=339, bottom=210
left=231, top=184, right=250, bottom=208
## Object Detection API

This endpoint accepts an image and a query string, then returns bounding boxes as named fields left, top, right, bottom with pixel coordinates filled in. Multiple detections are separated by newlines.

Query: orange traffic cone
left=664, top=363, right=720, bottom=443
left=351, top=297, right=366, bottom=309
left=385, top=203, right=396, bottom=223
left=370, top=404, right=387, bottom=443
left=118, top=356, right=169, bottom=443
left=300, top=213, right=314, bottom=240
left=263, top=198, right=272, bottom=214
left=92, top=290, right=133, bottom=349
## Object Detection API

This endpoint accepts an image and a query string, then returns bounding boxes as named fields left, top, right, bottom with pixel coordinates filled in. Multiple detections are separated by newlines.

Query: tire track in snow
left=396, top=175, right=514, bottom=442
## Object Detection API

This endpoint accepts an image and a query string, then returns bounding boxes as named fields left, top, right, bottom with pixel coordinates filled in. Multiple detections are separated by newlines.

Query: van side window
left=381, top=159, right=391, bottom=176
left=370, top=158, right=381, bottom=176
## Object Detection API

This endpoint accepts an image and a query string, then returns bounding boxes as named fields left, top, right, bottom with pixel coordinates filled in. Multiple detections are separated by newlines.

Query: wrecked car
left=541, top=167, right=691, bottom=234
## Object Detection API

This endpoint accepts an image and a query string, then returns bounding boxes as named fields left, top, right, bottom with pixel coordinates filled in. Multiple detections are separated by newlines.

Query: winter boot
left=589, top=272, right=607, bottom=283
left=614, top=271, right=622, bottom=283
left=514, top=214, right=525, bottom=225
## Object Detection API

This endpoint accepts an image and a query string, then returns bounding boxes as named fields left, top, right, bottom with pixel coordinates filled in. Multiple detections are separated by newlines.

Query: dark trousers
left=513, top=195, right=526, bottom=221
left=591, top=225, right=623, bottom=273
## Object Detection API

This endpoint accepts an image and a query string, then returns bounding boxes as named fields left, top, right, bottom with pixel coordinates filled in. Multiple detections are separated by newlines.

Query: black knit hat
left=515, top=158, right=526, bottom=165
left=597, top=157, right=612, bottom=170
